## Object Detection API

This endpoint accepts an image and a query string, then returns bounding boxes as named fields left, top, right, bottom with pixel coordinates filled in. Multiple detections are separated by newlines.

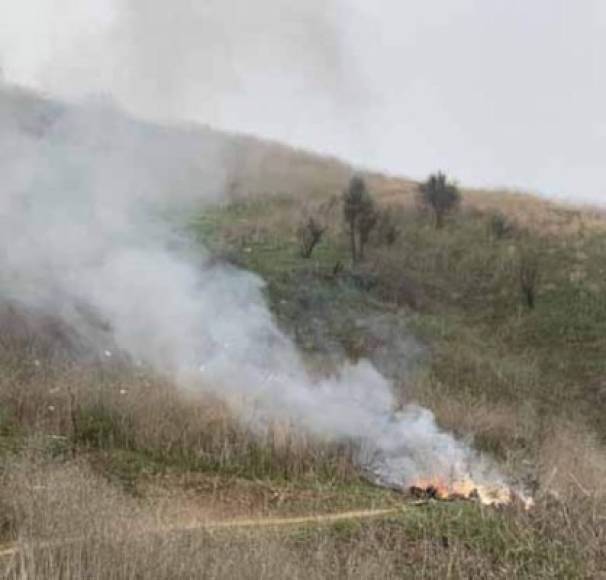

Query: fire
left=409, top=477, right=533, bottom=509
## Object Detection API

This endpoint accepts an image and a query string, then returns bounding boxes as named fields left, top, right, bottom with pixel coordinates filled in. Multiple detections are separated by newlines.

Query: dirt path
left=0, top=507, right=401, bottom=559
left=161, top=507, right=399, bottom=533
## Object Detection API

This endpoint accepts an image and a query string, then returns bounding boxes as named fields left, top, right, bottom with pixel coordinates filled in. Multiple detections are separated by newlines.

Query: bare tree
left=418, top=172, right=461, bottom=229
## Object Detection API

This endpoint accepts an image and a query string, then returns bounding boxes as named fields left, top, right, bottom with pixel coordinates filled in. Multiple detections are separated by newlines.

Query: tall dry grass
left=2, top=334, right=605, bottom=578
left=1, top=453, right=604, bottom=579
left=0, top=330, right=359, bottom=485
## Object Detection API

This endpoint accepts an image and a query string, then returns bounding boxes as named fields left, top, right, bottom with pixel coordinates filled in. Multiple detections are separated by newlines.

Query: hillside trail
left=0, top=507, right=402, bottom=560
left=158, top=506, right=399, bottom=533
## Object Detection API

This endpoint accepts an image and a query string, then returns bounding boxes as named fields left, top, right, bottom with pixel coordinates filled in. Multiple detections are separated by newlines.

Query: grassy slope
left=188, top=185, right=606, bottom=577
left=1, top=87, right=605, bottom=576
left=2, top=185, right=605, bottom=577
left=193, top=187, right=606, bottom=437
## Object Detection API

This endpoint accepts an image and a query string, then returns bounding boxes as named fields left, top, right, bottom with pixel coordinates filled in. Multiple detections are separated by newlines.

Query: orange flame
left=410, top=477, right=532, bottom=509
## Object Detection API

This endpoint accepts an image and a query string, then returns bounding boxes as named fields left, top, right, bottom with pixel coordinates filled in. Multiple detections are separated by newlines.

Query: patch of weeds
left=89, top=449, right=167, bottom=494
left=73, top=405, right=134, bottom=450
left=0, top=406, right=20, bottom=438
left=44, top=434, right=72, bottom=459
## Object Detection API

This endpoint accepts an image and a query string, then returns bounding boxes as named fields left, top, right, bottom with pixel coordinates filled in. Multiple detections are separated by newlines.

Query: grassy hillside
left=2, top=183, right=604, bottom=578
left=1, top=86, right=605, bottom=578
left=194, top=184, right=606, bottom=431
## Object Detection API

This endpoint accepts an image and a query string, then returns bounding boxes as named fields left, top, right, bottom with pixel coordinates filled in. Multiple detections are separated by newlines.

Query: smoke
left=0, top=85, right=500, bottom=488
left=1, top=0, right=371, bottom=169
left=5, top=0, right=606, bottom=202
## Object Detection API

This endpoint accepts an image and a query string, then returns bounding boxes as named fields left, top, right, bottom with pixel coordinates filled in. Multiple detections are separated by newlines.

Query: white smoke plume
left=0, top=84, right=500, bottom=489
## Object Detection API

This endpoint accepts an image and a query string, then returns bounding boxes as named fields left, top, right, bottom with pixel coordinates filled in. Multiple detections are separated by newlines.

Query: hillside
left=1, top=86, right=605, bottom=578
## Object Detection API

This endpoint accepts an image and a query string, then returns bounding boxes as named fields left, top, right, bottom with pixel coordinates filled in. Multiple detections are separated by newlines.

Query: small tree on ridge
left=418, top=172, right=461, bottom=229
left=343, top=176, right=377, bottom=263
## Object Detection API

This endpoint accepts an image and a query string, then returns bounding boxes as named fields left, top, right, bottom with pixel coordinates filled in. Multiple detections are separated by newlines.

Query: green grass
left=191, top=195, right=606, bottom=441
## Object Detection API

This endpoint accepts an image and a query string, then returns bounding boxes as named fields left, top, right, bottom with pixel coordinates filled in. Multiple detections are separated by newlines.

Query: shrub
left=73, top=404, right=134, bottom=449
left=370, top=249, right=422, bottom=309
left=358, top=206, right=379, bottom=259
left=296, top=216, right=326, bottom=259
left=518, top=245, right=541, bottom=310
left=488, top=212, right=515, bottom=240
left=418, top=172, right=461, bottom=229
left=343, top=176, right=377, bottom=262
left=375, top=208, right=400, bottom=246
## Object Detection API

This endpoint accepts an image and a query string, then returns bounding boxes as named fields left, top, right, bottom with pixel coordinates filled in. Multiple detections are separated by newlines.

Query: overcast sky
left=1, top=0, right=605, bottom=203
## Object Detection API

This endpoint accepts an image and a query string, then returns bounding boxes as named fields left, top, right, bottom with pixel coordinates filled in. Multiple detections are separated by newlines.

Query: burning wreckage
left=407, top=478, right=534, bottom=509
left=361, top=409, right=535, bottom=510
left=369, top=471, right=534, bottom=509
left=367, top=472, right=535, bottom=509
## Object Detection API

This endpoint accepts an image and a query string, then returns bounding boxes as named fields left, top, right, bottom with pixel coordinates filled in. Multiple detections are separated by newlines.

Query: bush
left=296, top=216, right=326, bottom=259
left=343, top=176, right=377, bottom=262
left=488, top=212, right=515, bottom=240
left=418, top=172, right=461, bottom=229
left=375, top=208, right=400, bottom=246
left=358, top=207, right=379, bottom=259
left=518, top=245, right=541, bottom=310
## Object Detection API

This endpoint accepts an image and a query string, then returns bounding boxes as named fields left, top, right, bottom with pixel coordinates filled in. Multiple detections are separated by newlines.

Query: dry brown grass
left=412, top=387, right=534, bottom=452
left=1, top=335, right=605, bottom=578
left=1, top=453, right=604, bottom=579
left=3, top=174, right=606, bottom=576
left=0, top=456, right=313, bottom=580
left=407, top=371, right=606, bottom=506
left=361, top=174, right=606, bottom=238
left=220, top=167, right=606, bottom=253
left=536, top=421, right=606, bottom=501
left=463, top=188, right=606, bottom=237
left=0, top=333, right=359, bottom=486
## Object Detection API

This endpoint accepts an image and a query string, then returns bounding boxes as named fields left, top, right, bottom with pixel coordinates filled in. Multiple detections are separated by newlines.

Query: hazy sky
left=1, top=0, right=605, bottom=203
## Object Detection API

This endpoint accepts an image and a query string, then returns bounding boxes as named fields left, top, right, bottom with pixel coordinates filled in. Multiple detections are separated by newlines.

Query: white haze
left=0, top=87, right=499, bottom=488
left=2, top=0, right=606, bottom=202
